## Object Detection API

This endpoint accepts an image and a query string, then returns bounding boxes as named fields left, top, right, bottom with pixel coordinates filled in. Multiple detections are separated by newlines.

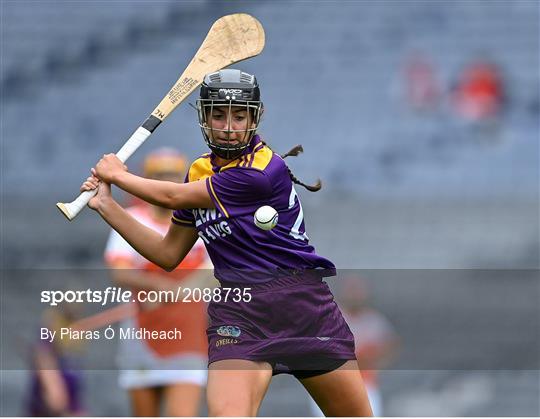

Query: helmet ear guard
left=197, top=69, right=263, bottom=160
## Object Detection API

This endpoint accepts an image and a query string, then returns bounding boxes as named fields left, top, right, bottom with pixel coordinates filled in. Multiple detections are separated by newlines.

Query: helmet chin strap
left=212, top=146, right=245, bottom=160
left=209, top=133, right=254, bottom=160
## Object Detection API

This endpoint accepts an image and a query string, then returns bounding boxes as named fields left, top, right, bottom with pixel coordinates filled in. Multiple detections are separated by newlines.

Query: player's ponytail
left=285, top=165, right=322, bottom=192
left=261, top=141, right=322, bottom=192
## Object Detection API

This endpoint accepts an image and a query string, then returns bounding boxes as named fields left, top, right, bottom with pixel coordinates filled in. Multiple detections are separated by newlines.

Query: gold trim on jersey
left=186, top=143, right=273, bottom=218
left=246, top=143, right=272, bottom=170
left=188, top=143, right=273, bottom=181
left=172, top=214, right=194, bottom=225
left=207, top=177, right=230, bottom=218
left=188, top=155, right=214, bottom=182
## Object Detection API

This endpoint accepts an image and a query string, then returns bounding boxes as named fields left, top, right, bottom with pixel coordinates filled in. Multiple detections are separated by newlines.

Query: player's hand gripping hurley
left=57, top=13, right=265, bottom=220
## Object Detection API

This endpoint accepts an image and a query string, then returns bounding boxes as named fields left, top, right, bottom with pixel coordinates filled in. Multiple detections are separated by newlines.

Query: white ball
left=254, top=205, right=278, bottom=231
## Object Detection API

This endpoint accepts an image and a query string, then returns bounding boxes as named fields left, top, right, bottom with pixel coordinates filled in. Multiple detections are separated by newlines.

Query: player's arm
left=82, top=180, right=198, bottom=271
left=101, top=203, right=199, bottom=271
left=93, top=154, right=214, bottom=209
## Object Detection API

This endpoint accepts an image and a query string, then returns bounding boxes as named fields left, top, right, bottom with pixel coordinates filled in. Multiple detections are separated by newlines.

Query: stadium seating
left=2, top=0, right=537, bottom=199
left=1, top=1, right=538, bottom=416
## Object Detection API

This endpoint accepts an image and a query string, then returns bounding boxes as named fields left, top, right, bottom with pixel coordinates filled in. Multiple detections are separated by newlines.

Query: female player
left=104, top=148, right=211, bottom=416
left=81, top=69, right=373, bottom=417
left=26, top=306, right=85, bottom=416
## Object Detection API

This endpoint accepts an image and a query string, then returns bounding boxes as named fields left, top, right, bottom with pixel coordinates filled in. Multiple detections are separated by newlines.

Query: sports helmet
left=143, top=147, right=187, bottom=178
left=197, top=69, right=263, bottom=159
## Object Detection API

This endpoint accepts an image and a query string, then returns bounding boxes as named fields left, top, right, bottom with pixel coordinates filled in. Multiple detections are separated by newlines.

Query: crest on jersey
left=217, top=325, right=242, bottom=338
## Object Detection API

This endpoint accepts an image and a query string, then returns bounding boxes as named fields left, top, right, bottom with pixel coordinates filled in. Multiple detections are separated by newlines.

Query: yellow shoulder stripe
left=219, top=155, right=245, bottom=172
left=188, top=156, right=213, bottom=182
left=189, top=143, right=272, bottom=179
left=250, top=144, right=273, bottom=170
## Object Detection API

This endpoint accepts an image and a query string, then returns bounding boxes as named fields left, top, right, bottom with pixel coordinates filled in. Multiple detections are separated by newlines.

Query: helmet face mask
left=197, top=69, right=263, bottom=160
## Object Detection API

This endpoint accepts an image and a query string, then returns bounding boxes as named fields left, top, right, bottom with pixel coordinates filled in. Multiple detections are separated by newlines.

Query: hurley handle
left=56, top=126, right=152, bottom=221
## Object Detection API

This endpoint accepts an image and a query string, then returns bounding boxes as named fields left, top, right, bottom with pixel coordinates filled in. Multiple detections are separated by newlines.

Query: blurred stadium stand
left=1, top=0, right=538, bottom=416
left=2, top=0, right=538, bottom=198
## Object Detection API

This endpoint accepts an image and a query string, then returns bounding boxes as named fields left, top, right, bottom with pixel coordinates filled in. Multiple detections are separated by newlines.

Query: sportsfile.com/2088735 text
left=40, top=286, right=252, bottom=306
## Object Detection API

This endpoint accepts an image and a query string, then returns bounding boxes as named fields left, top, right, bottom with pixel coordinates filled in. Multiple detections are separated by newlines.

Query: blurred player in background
left=25, top=305, right=86, bottom=416
left=452, top=59, right=505, bottom=123
left=104, top=148, right=213, bottom=416
left=82, top=69, right=373, bottom=416
left=403, top=51, right=441, bottom=112
left=310, top=276, right=399, bottom=416
left=451, top=58, right=506, bottom=143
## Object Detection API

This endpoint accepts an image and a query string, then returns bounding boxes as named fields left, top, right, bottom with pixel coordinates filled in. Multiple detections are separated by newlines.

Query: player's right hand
left=80, top=174, right=112, bottom=210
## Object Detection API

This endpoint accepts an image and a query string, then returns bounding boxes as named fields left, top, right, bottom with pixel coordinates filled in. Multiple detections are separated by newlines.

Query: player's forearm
left=112, top=172, right=214, bottom=209
left=97, top=198, right=176, bottom=270
left=113, top=172, right=180, bottom=209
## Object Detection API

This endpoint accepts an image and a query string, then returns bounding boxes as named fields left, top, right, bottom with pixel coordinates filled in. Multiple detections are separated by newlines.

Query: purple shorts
left=207, top=274, right=356, bottom=377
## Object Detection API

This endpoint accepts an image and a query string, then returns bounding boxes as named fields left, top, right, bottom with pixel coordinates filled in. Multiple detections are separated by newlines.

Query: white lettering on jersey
left=195, top=208, right=220, bottom=226
left=288, top=185, right=309, bottom=241
left=193, top=208, right=232, bottom=243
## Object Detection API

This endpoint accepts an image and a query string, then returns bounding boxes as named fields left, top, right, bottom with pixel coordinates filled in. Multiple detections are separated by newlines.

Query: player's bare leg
left=207, top=360, right=273, bottom=416
left=164, top=383, right=203, bottom=417
left=129, top=387, right=161, bottom=416
left=299, top=360, right=373, bottom=417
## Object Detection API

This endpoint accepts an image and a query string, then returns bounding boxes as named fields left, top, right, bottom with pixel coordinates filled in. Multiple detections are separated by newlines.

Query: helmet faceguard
left=197, top=69, right=263, bottom=160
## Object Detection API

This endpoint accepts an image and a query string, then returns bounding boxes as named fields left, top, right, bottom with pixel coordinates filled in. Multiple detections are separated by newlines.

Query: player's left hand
left=94, top=154, right=128, bottom=183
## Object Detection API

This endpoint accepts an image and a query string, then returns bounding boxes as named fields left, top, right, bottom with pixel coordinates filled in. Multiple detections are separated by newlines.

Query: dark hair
left=261, top=141, right=322, bottom=192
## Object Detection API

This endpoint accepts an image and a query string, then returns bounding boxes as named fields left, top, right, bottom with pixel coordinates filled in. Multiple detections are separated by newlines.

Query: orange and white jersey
left=105, top=205, right=209, bottom=270
left=104, top=204, right=211, bottom=359
left=344, top=309, right=396, bottom=387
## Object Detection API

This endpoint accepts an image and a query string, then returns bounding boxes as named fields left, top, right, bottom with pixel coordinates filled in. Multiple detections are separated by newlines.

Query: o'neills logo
left=216, top=338, right=238, bottom=347
left=217, top=325, right=241, bottom=338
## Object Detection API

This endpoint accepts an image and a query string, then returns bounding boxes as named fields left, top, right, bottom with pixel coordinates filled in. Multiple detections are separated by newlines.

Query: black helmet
left=197, top=69, right=263, bottom=160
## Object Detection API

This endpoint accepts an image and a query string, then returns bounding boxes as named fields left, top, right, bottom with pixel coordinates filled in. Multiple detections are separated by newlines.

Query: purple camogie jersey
left=172, top=135, right=336, bottom=283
